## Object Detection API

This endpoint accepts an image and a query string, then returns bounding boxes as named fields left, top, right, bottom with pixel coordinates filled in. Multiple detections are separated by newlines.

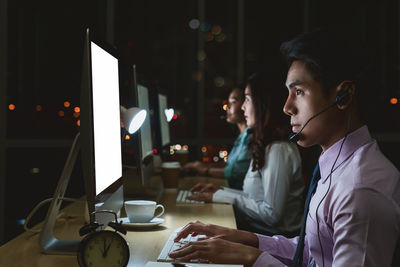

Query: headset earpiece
left=335, top=90, right=350, bottom=106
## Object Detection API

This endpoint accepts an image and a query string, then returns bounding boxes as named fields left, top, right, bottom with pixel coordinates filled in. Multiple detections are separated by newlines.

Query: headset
left=289, top=90, right=350, bottom=142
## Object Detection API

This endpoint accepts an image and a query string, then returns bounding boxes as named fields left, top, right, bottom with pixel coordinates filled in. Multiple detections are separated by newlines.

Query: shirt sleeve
left=330, top=187, right=400, bottom=267
left=236, top=143, right=298, bottom=226
left=212, top=187, right=245, bottom=204
left=252, top=234, right=308, bottom=267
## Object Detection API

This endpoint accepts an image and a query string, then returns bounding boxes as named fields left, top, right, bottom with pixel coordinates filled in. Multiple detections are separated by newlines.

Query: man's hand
left=168, top=237, right=262, bottom=267
left=173, top=220, right=259, bottom=247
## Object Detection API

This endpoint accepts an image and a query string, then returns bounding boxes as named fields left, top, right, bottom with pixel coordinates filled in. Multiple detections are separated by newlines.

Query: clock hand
left=102, top=238, right=107, bottom=257
left=104, top=240, right=113, bottom=257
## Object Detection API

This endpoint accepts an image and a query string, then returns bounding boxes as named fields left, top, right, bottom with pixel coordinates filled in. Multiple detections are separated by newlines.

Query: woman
left=183, top=87, right=251, bottom=190
left=188, top=73, right=304, bottom=236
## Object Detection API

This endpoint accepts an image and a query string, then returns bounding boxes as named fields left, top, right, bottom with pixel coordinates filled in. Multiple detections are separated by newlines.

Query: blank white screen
left=158, top=94, right=170, bottom=146
left=137, top=84, right=153, bottom=159
left=91, top=42, right=122, bottom=195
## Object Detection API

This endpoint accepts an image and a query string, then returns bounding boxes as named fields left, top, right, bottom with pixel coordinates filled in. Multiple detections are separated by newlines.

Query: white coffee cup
left=124, top=200, right=165, bottom=223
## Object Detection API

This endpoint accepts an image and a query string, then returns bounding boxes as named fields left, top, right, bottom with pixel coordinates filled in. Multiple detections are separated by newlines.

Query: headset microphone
left=288, top=90, right=350, bottom=142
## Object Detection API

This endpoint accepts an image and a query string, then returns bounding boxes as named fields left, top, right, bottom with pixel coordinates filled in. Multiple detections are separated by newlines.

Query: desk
left=0, top=177, right=236, bottom=267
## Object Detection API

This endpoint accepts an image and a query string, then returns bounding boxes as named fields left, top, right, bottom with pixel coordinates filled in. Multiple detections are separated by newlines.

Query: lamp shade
left=120, top=106, right=147, bottom=134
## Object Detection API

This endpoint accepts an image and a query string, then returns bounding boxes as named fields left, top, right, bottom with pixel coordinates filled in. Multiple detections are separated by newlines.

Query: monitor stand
left=39, top=133, right=81, bottom=255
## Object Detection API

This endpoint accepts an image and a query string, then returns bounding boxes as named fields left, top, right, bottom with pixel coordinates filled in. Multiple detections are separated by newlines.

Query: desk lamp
left=120, top=106, right=147, bottom=134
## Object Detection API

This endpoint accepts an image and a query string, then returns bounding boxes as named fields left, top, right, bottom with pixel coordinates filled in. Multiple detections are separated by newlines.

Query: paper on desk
left=144, top=262, right=243, bottom=267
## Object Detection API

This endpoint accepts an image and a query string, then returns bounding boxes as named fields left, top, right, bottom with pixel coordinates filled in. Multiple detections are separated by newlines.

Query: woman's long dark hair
left=247, top=73, right=290, bottom=171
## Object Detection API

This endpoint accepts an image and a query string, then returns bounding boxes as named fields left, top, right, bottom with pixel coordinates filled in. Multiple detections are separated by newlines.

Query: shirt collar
left=318, top=125, right=372, bottom=183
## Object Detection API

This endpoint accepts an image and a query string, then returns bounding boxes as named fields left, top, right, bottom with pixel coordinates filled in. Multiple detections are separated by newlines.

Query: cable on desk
left=24, top=197, right=83, bottom=233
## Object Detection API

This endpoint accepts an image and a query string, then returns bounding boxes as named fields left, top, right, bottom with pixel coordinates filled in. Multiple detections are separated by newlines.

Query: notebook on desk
left=145, top=261, right=243, bottom=267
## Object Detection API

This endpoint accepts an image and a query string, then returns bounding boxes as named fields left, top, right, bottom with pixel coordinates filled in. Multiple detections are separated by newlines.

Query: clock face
left=78, top=231, right=130, bottom=267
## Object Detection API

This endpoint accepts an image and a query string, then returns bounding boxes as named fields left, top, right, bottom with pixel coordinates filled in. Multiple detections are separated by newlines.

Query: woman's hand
left=190, top=183, right=221, bottom=193
left=186, top=192, right=213, bottom=203
left=173, top=221, right=259, bottom=247
left=168, top=237, right=262, bottom=267
left=183, top=161, right=207, bottom=175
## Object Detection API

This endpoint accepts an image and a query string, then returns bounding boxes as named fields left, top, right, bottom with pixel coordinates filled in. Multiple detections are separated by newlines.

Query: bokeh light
left=64, top=101, right=71, bottom=108
left=390, top=97, right=398, bottom=105
left=189, top=19, right=200, bottom=29
left=211, top=25, right=222, bottom=35
left=215, top=77, right=225, bottom=87
left=8, top=104, right=15, bottom=111
left=197, top=50, right=206, bottom=61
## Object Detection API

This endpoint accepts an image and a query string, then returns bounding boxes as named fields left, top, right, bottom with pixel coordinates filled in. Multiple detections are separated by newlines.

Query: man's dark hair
left=280, top=27, right=368, bottom=96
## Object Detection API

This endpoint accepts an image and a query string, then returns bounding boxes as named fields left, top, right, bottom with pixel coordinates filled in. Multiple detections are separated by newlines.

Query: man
left=169, top=28, right=400, bottom=267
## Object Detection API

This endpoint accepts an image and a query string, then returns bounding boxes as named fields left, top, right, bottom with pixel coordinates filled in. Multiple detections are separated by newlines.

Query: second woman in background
left=183, top=87, right=251, bottom=190
left=188, top=73, right=305, bottom=236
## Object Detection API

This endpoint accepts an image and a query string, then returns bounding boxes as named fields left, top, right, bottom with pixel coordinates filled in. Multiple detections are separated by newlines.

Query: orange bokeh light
left=36, top=105, right=42, bottom=111
left=77, top=120, right=80, bottom=126
left=73, top=112, right=80, bottom=118
left=390, top=98, right=398, bottom=105
left=64, top=101, right=71, bottom=108
left=74, top=107, right=80, bottom=113
left=58, top=110, right=65, bottom=117
left=125, top=135, right=130, bottom=140
left=8, top=104, right=15, bottom=111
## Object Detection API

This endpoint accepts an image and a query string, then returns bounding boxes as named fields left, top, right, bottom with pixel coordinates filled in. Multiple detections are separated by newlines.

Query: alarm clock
left=77, top=210, right=130, bottom=267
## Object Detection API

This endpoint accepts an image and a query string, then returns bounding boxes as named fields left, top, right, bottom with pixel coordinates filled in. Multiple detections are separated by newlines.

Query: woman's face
left=226, top=88, right=245, bottom=124
left=241, top=86, right=255, bottom=127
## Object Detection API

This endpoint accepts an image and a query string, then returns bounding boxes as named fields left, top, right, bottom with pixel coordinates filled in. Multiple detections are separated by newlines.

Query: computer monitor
left=39, top=29, right=124, bottom=254
left=80, top=32, right=124, bottom=226
left=131, top=67, right=154, bottom=184
left=157, top=94, right=171, bottom=148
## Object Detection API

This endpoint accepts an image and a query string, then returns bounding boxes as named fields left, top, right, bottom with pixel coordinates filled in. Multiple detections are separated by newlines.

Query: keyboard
left=157, top=228, right=207, bottom=262
left=176, top=190, right=204, bottom=204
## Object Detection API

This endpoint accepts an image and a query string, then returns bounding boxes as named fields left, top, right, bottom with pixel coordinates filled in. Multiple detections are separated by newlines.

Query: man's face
left=226, top=89, right=245, bottom=124
left=284, top=60, right=339, bottom=149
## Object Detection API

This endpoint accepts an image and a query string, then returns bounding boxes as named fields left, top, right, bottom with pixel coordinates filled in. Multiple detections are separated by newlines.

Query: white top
left=213, top=141, right=304, bottom=233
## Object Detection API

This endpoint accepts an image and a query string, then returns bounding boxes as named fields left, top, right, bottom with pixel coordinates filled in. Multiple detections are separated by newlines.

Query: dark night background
left=1, top=0, right=399, bottom=244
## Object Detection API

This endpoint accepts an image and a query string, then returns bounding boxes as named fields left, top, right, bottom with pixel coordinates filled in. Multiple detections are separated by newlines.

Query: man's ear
left=335, top=81, right=355, bottom=110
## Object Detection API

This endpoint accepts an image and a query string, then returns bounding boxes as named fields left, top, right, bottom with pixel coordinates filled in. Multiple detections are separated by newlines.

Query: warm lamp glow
left=125, top=134, right=130, bottom=140
left=390, top=98, right=398, bottom=105
left=74, top=107, right=80, bottom=113
left=9, top=104, right=15, bottom=111
left=58, top=110, right=65, bottom=117
left=76, top=120, right=80, bottom=126
left=64, top=101, right=70, bottom=108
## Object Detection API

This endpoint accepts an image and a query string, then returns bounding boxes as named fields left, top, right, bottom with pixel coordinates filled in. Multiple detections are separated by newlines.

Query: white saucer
left=118, top=217, right=165, bottom=228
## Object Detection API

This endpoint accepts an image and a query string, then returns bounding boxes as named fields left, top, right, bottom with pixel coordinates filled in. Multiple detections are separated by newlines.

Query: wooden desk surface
left=0, top=177, right=236, bottom=267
